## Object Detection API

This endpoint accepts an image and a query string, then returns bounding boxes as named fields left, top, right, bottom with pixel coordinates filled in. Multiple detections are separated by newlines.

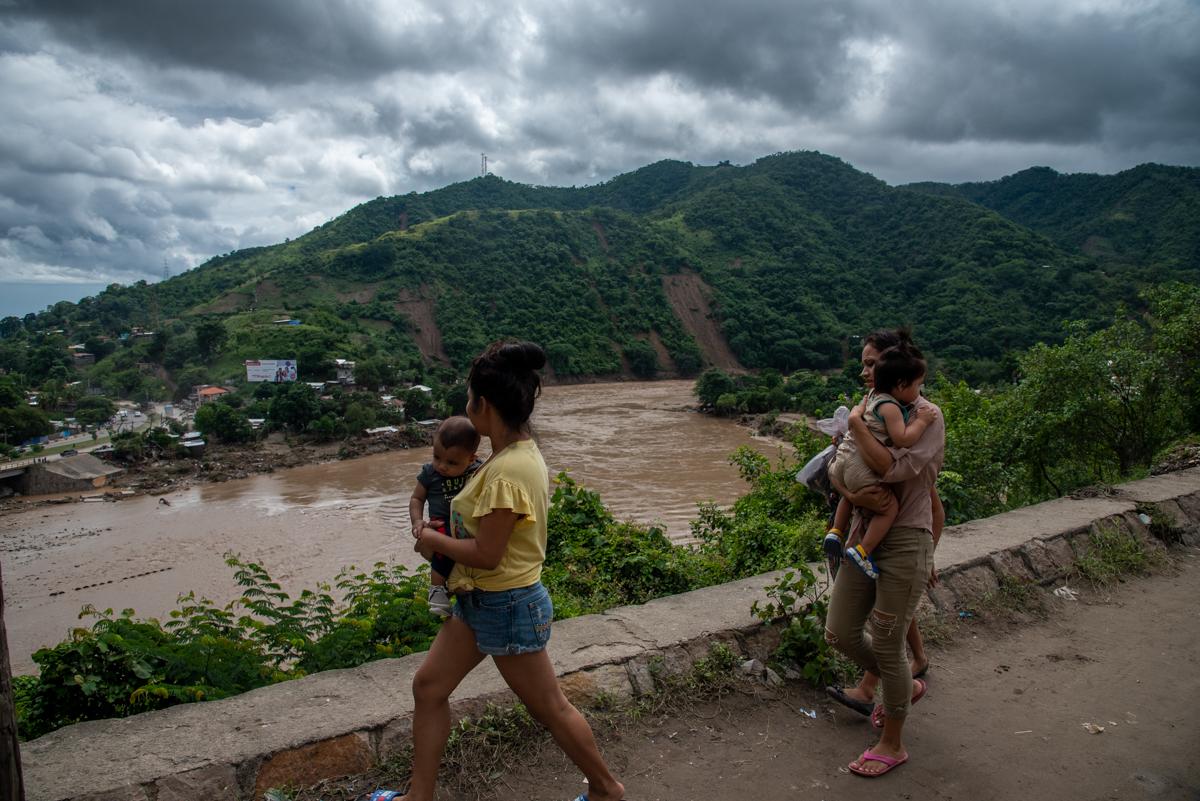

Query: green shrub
left=691, top=447, right=826, bottom=575
left=1074, top=525, right=1157, bottom=586
left=16, top=557, right=437, bottom=740
left=544, top=473, right=716, bottom=616
left=751, top=567, right=854, bottom=688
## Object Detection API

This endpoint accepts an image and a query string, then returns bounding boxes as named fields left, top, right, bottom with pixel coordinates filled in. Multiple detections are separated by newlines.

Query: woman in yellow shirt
left=401, top=341, right=625, bottom=801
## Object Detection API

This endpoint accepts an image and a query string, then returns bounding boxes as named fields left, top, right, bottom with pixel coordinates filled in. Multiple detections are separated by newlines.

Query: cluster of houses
left=65, top=327, right=156, bottom=370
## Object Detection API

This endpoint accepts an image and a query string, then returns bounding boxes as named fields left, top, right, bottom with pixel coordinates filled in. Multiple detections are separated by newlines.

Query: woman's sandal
left=825, top=685, right=873, bottom=716
left=871, top=677, right=927, bottom=729
left=848, top=748, right=909, bottom=777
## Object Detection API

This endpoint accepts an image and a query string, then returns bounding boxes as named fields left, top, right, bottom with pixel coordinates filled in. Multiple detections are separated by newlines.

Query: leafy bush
left=16, top=556, right=437, bottom=740
left=751, top=566, right=855, bottom=688
left=543, top=474, right=716, bottom=617
left=691, top=446, right=827, bottom=576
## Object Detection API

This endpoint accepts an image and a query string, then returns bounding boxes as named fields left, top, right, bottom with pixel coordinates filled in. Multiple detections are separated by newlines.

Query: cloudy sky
left=1, top=0, right=1198, bottom=316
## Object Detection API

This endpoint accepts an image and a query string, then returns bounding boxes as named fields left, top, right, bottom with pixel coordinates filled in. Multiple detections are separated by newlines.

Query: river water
left=0, top=380, right=791, bottom=674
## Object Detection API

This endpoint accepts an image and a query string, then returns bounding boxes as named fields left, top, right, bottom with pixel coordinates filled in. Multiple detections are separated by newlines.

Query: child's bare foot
left=580, top=779, right=625, bottom=801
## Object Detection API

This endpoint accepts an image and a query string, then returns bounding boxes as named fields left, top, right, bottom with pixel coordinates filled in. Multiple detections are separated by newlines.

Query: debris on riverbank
left=0, top=428, right=431, bottom=516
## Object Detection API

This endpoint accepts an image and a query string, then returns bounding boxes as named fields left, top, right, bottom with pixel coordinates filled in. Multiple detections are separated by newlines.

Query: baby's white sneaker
left=427, top=585, right=452, bottom=618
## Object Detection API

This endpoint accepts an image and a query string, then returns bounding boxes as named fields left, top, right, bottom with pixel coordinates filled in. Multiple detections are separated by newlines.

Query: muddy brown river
left=1, top=380, right=791, bottom=673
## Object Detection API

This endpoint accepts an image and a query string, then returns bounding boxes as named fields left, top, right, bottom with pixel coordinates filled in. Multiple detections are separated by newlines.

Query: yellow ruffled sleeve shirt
left=446, top=438, right=549, bottom=592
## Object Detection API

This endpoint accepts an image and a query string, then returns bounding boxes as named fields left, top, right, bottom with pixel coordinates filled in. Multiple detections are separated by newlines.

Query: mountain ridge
left=8, top=151, right=1196, bottom=394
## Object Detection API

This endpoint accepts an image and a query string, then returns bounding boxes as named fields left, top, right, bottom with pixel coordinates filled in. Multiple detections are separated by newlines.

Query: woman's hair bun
left=496, top=341, right=546, bottom=372
left=469, top=340, right=545, bottom=430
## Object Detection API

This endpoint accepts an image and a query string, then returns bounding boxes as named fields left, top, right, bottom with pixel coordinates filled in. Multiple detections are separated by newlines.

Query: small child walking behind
left=824, top=346, right=935, bottom=579
left=408, top=416, right=482, bottom=617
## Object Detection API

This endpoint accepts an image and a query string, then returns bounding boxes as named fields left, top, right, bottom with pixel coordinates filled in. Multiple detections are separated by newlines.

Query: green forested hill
left=905, top=163, right=1200, bottom=283
left=6, top=152, right=1194, bottom=397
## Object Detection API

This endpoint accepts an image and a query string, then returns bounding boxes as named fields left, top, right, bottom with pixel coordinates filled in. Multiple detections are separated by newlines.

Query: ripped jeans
left=825, top=525, right=933, bottom=720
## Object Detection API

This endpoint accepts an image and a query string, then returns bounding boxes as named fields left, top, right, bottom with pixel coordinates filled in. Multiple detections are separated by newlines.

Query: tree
left=342, top=401, right=376, bottom=436
left=1006, top=319, right=1183, bottom=491
left=353, top=357, right=397, bottom=391
left=441, top=383, right=469, bottom=415
left=624, top=341, right=658, bottom=379
left=74, top=396, right=116, bottom=427
left=0, top=315, right=22, bottom=339
left=173, top=367, right=212, bottom=403
left=37, top=380, right=64, bottom=414
left=402, top=388, right=433, bottom=420
left=694, top=369, right=735, bottom=408
left=25, top=345, right=69, bottom=383
left=306, top=414, right=341, bottom=441
left=194, top=402, right=252, bottom=443
left=0, top=406, right=50, bottom=445
left=194, top=319, right=227, bottom=363
left=268, top=382, right=320, bottom=431
left=0, top=377, right=23, bottom=410
left=1147, top=283, right=1200, bottom=430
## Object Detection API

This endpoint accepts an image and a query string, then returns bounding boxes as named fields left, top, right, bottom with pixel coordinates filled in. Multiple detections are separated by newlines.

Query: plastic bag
left=813, top=405, right=850, bottom=437
left=797, top=443, right=836, bottom=492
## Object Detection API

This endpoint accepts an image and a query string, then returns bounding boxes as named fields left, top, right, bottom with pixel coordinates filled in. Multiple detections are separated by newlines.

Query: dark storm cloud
left=533, top=0, right=886, bottom=111
left=1, top=0, right=502, bottom=84
left=875, top=0, right=1200, bottom=146
left=532, top=0, right=1200, bottom=148
left=0, top=0, right=1197, bottom=296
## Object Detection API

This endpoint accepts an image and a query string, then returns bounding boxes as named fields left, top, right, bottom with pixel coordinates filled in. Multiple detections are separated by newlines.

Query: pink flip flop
left=871, top=677, right=928, bottom=729
left=848, top=748, right=909, bottom=777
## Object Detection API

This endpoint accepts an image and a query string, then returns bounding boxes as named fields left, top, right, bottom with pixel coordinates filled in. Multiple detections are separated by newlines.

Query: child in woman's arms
left=408, top=416, right=482, bottom=616
left=824, top=346, right=936, bottom=579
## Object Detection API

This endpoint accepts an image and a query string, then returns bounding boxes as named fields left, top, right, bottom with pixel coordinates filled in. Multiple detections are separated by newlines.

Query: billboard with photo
left=245, top=359, right=298, bottom=383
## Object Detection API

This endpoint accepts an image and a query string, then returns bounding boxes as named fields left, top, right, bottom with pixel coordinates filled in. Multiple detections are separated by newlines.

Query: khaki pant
left=825, top=525, right=933, bottom=719
left=829, top=448, right=880, bottom=494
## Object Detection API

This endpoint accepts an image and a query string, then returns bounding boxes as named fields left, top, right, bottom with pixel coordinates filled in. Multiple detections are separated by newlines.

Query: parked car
left=61, top=449, right=78, bottom=457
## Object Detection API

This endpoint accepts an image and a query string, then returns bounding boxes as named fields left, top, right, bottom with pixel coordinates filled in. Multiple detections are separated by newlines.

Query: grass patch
left=977, top=575, right=1047, bottom=620
left=1137, top=503, right=1189, bottom=545
left=1073, top=523, right=1162, bottom=587
left=913, top=608, right=958, bottom=648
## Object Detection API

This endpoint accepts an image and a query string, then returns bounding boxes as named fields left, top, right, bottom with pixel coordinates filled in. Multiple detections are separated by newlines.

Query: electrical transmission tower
left=481, top=153, right=488, bottom=176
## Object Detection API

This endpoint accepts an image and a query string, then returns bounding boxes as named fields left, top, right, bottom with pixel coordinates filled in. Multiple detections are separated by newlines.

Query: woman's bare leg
left=849, top=703, right=911, bottom=774
left=494, top=650, right=625, bottom=801
left=846, top=619, right=927, bottom=704
left=398, top=617, right=486, bottom=801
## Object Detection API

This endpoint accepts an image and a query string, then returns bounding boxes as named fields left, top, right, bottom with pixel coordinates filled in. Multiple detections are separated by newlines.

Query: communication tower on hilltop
left=481, top=153, right=488, bottom=176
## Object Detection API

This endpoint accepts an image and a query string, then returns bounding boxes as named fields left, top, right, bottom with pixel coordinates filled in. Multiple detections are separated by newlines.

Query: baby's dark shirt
left=417, top=460, right=483, bottom=523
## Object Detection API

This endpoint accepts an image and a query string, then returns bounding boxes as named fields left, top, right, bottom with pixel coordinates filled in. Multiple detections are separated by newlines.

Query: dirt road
left=491, top=554, right=1200, bottom=801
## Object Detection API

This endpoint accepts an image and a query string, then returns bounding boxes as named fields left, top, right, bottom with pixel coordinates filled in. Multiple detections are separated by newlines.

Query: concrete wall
left=18, top=467, right=1200, bottom=801
left=19, top=454, right=122, bottom=496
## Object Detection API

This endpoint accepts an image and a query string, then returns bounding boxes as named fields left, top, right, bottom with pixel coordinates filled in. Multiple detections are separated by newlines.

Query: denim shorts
left=452, top=581, right=554, bottom=656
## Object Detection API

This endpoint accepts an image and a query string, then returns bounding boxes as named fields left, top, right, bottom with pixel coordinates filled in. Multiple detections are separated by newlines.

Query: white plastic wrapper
left=813, top=405, right=850, bottom=437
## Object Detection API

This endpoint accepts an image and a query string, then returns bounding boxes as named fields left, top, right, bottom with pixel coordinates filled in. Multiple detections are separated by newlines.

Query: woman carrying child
left=396, top=340, right=624, bottom=801
left=825, top=346, right=938, bottom=579
left=823, top=329, right=945, bottom=778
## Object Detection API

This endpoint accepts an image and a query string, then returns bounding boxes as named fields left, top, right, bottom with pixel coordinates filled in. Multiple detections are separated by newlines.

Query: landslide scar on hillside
left=395, top=287, right=451, bottom=365
left=662, top=272, right=742, bottom=371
